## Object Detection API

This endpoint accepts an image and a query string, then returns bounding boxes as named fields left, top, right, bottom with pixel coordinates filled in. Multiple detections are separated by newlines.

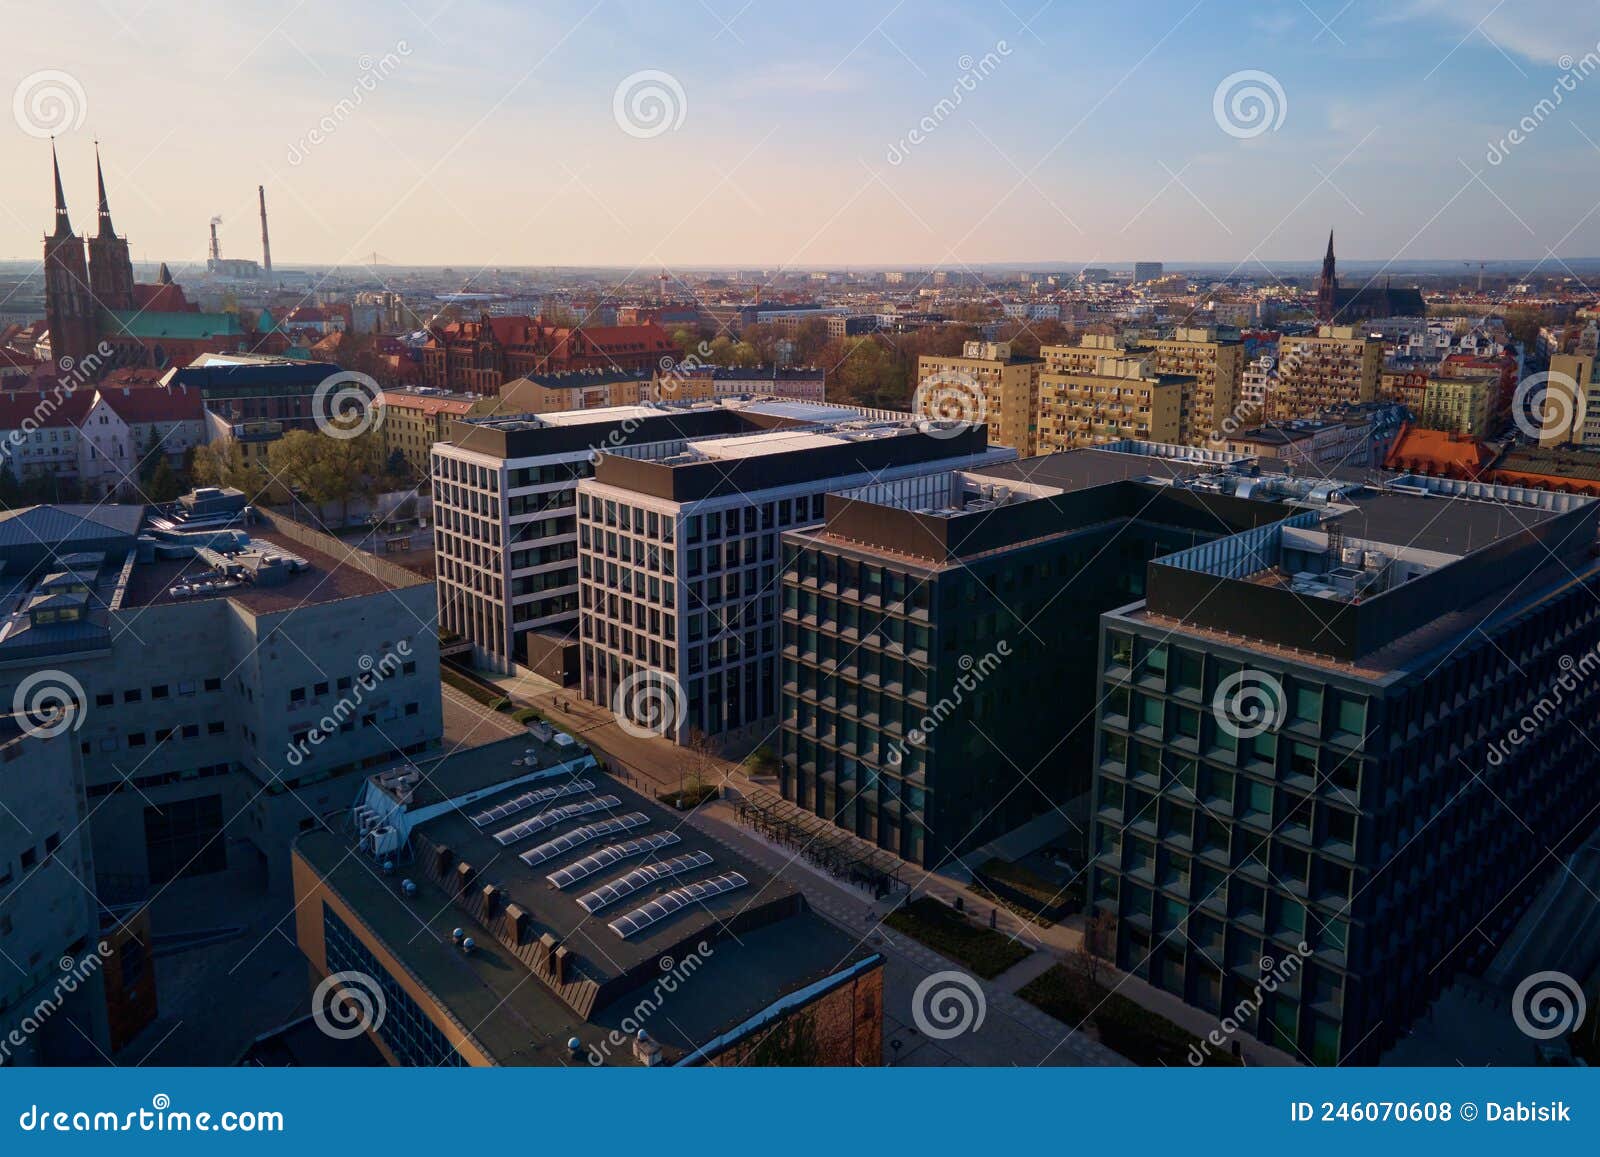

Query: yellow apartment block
left=1274, top=326, right=1382, bottom=421
left=915, top=340, right=1041, bottom=455
left=1036, top=343, right=1186, bottom=449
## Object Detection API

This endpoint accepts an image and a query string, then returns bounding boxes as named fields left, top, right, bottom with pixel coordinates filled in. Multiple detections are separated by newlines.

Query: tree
left=192, top=440, right=263, bottom=493
left=0, top=462, right=21, bottom=508
left=145, top=458, right=183, bottom=503
left=266, top=428, right=382, bottom=527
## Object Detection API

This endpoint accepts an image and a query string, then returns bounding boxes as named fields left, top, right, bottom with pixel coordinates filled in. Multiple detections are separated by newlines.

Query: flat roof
left=122, top=529, right=397, bottom=612
left=300, top=735, right=877, bottom=1063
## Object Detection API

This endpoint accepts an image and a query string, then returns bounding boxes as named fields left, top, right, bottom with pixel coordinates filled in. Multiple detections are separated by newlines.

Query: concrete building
left=1133, top=262, right=1164, bottom=284
left=0, top=497, right=442, bottom=895
left=291, top=733, right=884, bottom=1066
left=915, top=341, right=1041, bottom=457
left=1135, top=327, right=1245, bottom=445
left=577, top=413, right=1016, bottom=744
left=1274, top=326, right=1382, bottom=421
left=0, top=710, right=113, bottom=1065
left=1222, top=404, right=1405, bottom=472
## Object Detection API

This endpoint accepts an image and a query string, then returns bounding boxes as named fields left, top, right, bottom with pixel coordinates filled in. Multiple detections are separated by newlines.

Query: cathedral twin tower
left=44, top=141, right=136, bottom=368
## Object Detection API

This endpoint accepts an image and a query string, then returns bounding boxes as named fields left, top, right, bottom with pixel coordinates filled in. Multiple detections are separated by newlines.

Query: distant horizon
left=6, top=257, right=1599, bottom=276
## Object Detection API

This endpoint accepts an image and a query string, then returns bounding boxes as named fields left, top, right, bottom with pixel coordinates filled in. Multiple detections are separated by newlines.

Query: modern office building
left=431, top=398, right=906, bottom=679
left=1274, top=326, right=1382, bottom=421
left=577, top=413, right=1016, bottom=744
left=915, top=341, right=1041, bottom=456
left=1133, top=262, right=1164, bottom=284
left=1089, top=472, right=1600, bottom=1064
left=777, top=442, right=1303, bottom=866
left=291, top=733, right=884, bottom=1066
left=0, top=495, right=442, bottom=894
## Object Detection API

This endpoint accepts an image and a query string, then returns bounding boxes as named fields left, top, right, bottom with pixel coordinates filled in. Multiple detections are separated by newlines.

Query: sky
left=5, top=0, right=1600, bottom=270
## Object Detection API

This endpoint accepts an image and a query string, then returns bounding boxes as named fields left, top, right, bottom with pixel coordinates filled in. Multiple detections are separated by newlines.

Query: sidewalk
left=463, top=666, right=1300, bottom=1067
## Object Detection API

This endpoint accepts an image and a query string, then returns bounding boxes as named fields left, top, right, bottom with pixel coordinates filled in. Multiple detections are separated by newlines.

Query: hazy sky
left=6, top=0, right=1600, bottom=270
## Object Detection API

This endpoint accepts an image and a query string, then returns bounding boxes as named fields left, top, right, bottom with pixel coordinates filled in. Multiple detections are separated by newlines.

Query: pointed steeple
left=50, top=139, right=74, bottom=239
left=158, top=262, right=173, bottom=284
left=95, top=141, right=116, bottom=239
left=1324, top=229, right=1335, bottom=263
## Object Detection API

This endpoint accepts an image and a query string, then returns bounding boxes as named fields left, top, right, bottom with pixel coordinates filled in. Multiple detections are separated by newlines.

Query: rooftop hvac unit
left=369, top=825, right=404, bottom=857
left=1363, top=551, right=1388, bottom=571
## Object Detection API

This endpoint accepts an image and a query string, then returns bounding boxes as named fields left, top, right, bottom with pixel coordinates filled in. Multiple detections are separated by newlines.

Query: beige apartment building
left=1036, top=338, right=1185, bottom=449
left=915, top=340, right=1041, bottom=455
left=1274, top=326, right=1382, bottom=421
left=1132, top=327, right=1244, bottom=444
left=1538, top=353, right=1600, bottom=446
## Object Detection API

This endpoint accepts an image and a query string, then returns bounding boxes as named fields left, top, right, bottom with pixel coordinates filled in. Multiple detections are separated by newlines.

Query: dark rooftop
left=297, top=735, right=876, bottom=1064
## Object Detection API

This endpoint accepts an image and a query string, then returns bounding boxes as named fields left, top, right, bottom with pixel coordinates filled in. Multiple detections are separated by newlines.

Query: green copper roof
left=99, top=309, right=244, bottom=340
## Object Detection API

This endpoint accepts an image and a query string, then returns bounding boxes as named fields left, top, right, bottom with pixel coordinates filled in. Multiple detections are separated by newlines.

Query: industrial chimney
left=208, top=216, right=222, bottom=263
left=258, top=185, right=273, bottom=276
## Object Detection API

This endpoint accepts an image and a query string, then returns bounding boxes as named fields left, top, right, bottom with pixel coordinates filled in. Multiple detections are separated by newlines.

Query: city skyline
left=7, top=1, right=1600, bottom=269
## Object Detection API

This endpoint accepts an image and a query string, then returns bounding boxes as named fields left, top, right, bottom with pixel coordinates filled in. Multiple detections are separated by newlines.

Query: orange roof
left=1383, top=425, right=1492, bottom=478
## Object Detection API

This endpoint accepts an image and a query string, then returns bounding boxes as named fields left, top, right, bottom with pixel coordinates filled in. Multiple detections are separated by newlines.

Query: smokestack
left=258, top=185, right=273, bottom=276
left=208, top=216, right=221, bottom=262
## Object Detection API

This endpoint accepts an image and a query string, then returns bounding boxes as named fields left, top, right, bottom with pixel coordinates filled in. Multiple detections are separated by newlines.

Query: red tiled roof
left=0, top=387, right=94, bottom=429
left=92, top=385, right=206, bottom=423
left=131, top=282, right=197, bottom=313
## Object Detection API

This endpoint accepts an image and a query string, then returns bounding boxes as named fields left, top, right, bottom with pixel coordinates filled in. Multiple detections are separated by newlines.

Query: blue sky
left=6, top=0, right=1600, bottom=267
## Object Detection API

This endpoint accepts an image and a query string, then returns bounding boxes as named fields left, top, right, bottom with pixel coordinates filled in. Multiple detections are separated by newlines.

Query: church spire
left=95, top=141, right=116, bottom=239
left=1325, top=229, right=1335, bottom=263
left=50, top=139, right=74, bottom=239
